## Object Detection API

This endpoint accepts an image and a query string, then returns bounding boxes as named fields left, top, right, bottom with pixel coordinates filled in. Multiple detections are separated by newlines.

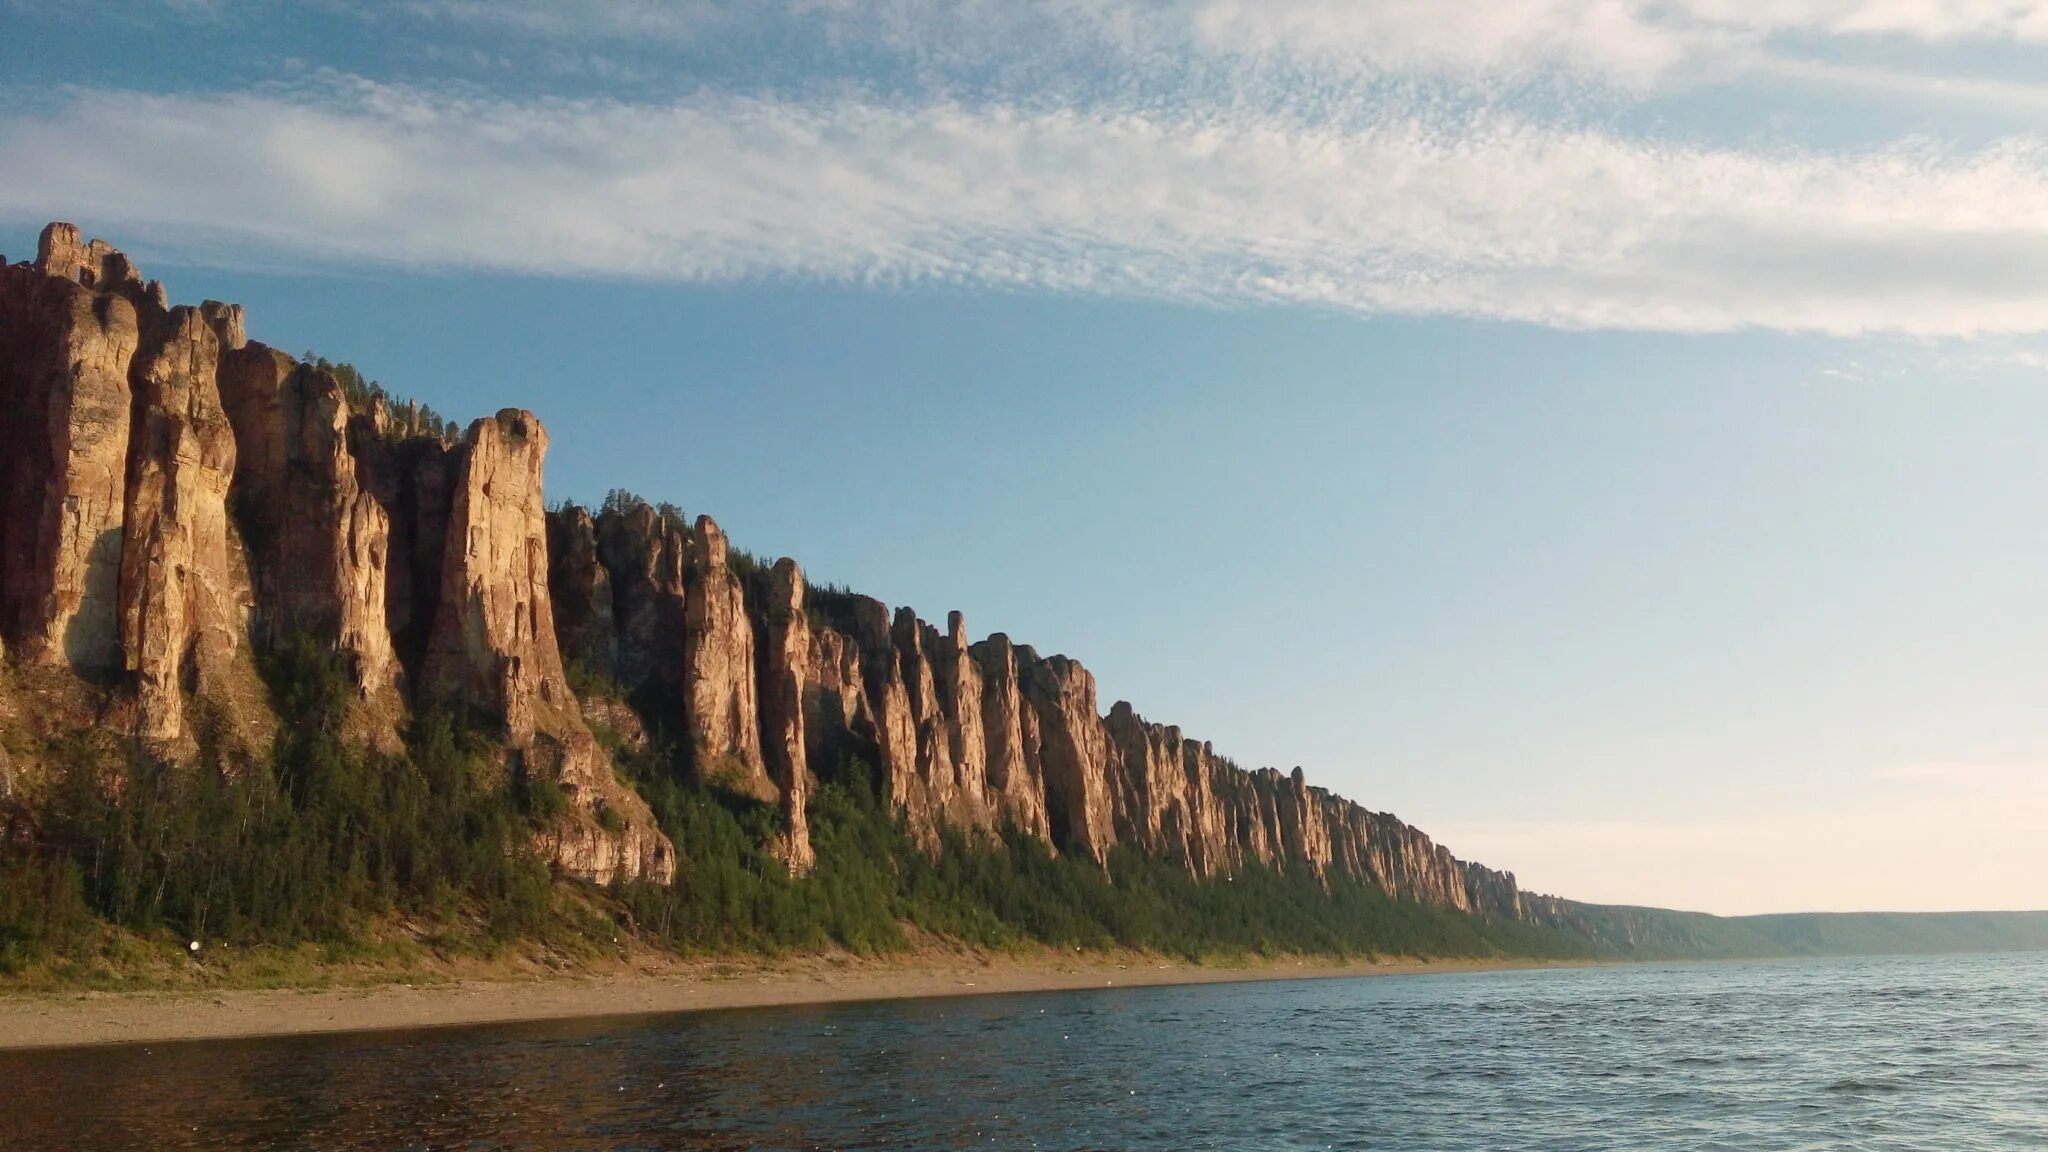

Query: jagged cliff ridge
left=0, top=225, right=670, bottom=886
left=0, top=223, right=1540, bottom=920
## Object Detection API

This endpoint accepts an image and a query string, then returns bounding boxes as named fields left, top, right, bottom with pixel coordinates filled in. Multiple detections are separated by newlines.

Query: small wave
left=1823, top=1078, right=1908, bottom=1094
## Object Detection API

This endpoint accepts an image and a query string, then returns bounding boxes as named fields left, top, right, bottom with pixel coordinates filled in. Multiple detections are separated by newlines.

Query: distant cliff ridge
left=0, top=223, right=1541, bottom=920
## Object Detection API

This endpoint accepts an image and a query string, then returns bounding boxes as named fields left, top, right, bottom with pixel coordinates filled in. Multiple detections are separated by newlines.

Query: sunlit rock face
left=0, top=221, right=1540, bottom=914
left=419, top=409, right=673, bottom=885
left=219, top=345, right=401, bottom=746
left=683, top=514, right=772, bottom=801
left=755, top=558, right=815, bottom=874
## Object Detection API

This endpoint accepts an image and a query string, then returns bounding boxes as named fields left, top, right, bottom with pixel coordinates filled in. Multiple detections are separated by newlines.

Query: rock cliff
left=0, top=222, right=1543, bottom=920
left=0, top=226, right=667, bottom=884
left=218, top=343, right=401, bottom=744
left=420, top=410, right=672, bottom=884
left=682, top=515, right=772, bottom=802
left=754, top=558, right=814, bottom=874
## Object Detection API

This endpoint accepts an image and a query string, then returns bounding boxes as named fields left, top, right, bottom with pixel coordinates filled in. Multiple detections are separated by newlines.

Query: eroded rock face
left=0, top=228, right=274, bottom=757
left=683, top=515, right=772, bottom=801
left=1106, top=702, right=1209, bottom=870
left=597, top=502, right=688, bottom=709
left=422, top=410, right=672, bottom=885
left=119, top=305, right=271, bottom=751
left=1019, top=651, right=1116, bottom=865
left=217, top=345, right=398, bottom=736
left=2, top=221, right=1554, bottom=916
left=928, top=612, right=991, bottom=828
left=754, top=558, right=814, bottom=874
left=36, top=222, right=145, bottom=297
left=0, top=255, right=138, bottom=673
left=969, top=633, right=1051, bottom=841
left=352, top=427, right=455, bottom=685
left=1177, top=740, right=1232, bottom=878
left=836, top=595, right=931, bottom=841
left=802, top=622, right=873, bottom=777
left=544, top=504, right=613, bottom=681
left=895, top=607, right=966, bottom=831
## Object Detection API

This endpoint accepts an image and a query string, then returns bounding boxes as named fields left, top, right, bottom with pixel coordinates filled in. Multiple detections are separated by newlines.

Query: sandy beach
left=0, top=952, right=1560, bottom=1051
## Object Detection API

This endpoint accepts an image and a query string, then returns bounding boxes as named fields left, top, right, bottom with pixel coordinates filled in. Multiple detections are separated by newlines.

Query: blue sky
left=7, top=0, right=2048, bottom=914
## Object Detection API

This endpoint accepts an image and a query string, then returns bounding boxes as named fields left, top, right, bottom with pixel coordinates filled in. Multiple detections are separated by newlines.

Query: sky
left=6, top=1, right=2048, bottom=916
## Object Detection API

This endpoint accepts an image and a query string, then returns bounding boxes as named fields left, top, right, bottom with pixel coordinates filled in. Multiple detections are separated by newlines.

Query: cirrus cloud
left=400, top=0, right=2048, bottom=87
left=8, top=79, right=2048, bottom=335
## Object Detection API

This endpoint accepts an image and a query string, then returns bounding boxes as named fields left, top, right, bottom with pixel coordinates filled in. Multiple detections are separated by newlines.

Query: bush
left=0, top=642, right=1598, bottom=969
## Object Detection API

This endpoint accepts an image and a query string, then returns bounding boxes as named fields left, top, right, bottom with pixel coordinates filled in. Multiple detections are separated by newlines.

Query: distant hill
left=1531, top=902, right=2048, bottom=960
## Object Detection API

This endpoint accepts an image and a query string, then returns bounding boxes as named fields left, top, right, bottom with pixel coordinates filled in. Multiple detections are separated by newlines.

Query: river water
left=4, top=952, right=2045, bottom=1150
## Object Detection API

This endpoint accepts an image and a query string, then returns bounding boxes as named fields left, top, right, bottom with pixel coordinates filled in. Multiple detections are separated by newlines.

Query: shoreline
left=0, top=952, right=1576, bottom=1052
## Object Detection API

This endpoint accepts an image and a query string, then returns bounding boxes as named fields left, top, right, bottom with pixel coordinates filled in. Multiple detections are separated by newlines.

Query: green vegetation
left=15, top=638, right=2035, bottom=984
left=306, top=355, right=461, bottom=441
left=584, top=490, right=767, bottom=576
left=0, top=640, right=565, bottom=975
left=1548, top=903, right=2048, bottom=961
left=0, top=643, right=1594, bottom=979
left=607, top=746, right=1589, bottom=962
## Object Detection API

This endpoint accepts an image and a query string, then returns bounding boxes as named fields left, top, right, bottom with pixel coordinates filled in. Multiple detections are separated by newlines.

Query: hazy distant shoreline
left=0, top=952, right=1580, bottom=1051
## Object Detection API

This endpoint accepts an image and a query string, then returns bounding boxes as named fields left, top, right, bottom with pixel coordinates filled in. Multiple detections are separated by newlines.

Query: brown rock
left=422, top=410, right=672, bottom=884
left=1019, top=650, right=1115, bottom=865
left=545, top=504, right=614, bottom=682
left=1104, top=702, right=1211, bottom=872
left=217, top=345, right=399, bottom=733
left=927, top=612, right=991, bottom=827
left=35, top=222, right=143, bottom=296
left=0, top=261, right=138, bottom=672
left=1177, top=740, right=1234, bottom=878
left=968, top=633, right=1051, bottom=841
left=596, top=501, right=687, bottom=709
left=802, top=620, right=875, bottom=776
left=682, top=514, right=771, bottom=800
left=842, top=596, right=932, bottom=842
left=119, top=305, right=269, bottom=750
left=1273, top=768, right=1334, bottom=878
left=352, top=429, right=456, bottom=684
left=894, top=608, right=965, bottom=828
left=754, top=558, right=815, bottom=874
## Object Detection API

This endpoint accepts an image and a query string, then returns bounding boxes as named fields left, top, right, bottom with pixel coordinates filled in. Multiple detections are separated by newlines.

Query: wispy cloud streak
left=401, top=0, right=2048, bottom=86
left=7, top=80, right=2048, bottom=335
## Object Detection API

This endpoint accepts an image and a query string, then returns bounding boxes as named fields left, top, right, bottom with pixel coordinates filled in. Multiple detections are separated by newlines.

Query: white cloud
left=399, top=0, right=2048, bottom=86
left=9, top=81, right=2048, bottom=335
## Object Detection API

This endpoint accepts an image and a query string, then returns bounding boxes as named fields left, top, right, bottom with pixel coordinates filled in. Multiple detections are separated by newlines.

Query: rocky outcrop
left=753, top=559, right=814, bottom=874
left=350, top=424, right=455, bottom=686
left=895, top=607, right=968, bottom=831
left=969, top=634, right=1051, bottom=841
left=544, top=503, right=613, bottom=683
left=419, top=410, right=672, bottom=884
left=683, top=515, right=771, bottom=801
left=1, top=221, right=1551, bottom=919
left=596, top=502, right=688, bottom=708
left=1105, top=702, right=1209, bottom=871
left=928, top=613, right=991, bottom=828
left=1019, top=651, right=1116, bottom=866
left=800, top=620, right=871, bottom=776
left=0, top=235, right=140, bottom=674
left=830, top=594, right=931, bottom=842
left=218, top=344, right=399, bottom=741
left=117, top=304, right=271, bottom=748
left=0, top=229, right=273, bottom=753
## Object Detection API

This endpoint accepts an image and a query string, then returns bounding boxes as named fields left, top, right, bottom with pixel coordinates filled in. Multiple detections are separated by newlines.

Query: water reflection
left=5, top=954, right=2047, bottom=1151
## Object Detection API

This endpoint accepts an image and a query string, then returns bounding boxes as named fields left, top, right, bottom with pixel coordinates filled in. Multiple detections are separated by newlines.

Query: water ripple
left=5, top=953, right=2048, bottom=1150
